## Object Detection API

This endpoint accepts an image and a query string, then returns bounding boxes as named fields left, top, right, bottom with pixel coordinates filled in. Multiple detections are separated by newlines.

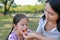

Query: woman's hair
left=46, top=0, right=51, bottom=3
left=6, top=14, right=29, bottom=40
left=42, top=0, right=60, bottom=32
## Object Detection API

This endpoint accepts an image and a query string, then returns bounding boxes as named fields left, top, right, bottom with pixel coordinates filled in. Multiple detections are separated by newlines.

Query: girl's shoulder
left=27, top=29, right=32, bottom=33
left=8, top=32, right=18, bottom=40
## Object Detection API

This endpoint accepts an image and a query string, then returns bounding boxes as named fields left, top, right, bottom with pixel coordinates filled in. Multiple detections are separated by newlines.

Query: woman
left=23, top=0, right=60, bottom=40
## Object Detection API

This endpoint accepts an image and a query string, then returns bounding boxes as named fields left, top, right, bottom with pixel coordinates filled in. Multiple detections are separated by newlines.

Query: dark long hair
left=46, top=0, right=51, bottom=3
left=42, top=0, right=60, bottom=32
left=6, top=14, right=29, bottom=40
left=49, top=0, right=60, bottom=32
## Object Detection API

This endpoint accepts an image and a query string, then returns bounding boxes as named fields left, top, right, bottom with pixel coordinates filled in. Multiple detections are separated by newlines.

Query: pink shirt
left=8, top=29, right=31, bottom=40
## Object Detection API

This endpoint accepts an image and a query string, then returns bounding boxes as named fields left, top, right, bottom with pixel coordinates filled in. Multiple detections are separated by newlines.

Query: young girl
left=6, top=14, right=30, bottom=40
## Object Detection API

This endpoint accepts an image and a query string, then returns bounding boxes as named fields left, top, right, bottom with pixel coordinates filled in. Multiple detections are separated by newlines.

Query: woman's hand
left=23, top=32, right=42, bottom=40
left=23, top=32, right=56, bottom=40
left=23, top=33, right=36, bottom=40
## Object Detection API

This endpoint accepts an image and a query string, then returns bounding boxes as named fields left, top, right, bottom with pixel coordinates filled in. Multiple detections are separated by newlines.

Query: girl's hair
left=6, top=14, right=29, bottom=40
left=42, top=0, right=60, bottom=32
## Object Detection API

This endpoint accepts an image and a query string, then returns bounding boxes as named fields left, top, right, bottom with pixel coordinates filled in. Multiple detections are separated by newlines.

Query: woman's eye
left=48, top=12, right=54, bottom=16
left=50, top=14, right=54, bottom=15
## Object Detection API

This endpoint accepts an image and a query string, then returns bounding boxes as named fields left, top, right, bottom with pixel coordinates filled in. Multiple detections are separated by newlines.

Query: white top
left=36, top=14, right=60, bottom=39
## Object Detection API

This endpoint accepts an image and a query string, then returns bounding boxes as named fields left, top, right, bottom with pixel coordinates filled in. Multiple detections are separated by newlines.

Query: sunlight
left=14, top=0, right=37, bottom=5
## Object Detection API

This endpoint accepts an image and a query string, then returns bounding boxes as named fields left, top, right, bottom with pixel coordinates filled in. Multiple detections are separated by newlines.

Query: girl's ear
left=13, top=24, right=17, bottom=30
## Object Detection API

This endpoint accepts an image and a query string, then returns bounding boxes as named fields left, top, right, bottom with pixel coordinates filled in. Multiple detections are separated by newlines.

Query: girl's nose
left=23, top=26, right=28, bottom=29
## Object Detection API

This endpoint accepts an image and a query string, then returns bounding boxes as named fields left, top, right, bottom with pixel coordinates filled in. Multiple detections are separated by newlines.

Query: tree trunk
left=4, top=5, right=7, bottom=15
left=3, top=0, right=14, bottom=15
left=3, top=0, right=7, bottom=15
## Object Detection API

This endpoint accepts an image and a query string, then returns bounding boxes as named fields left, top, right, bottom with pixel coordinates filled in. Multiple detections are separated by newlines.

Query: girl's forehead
left=20, top=18, right=27, bottom=21
left=18, top=18, right=28, bottom=23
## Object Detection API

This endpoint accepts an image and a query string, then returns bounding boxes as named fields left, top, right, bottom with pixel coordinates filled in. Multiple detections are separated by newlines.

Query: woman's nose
left=44, top=10, right=49, bottom=17
left=45, top=13, right=49, bottom=19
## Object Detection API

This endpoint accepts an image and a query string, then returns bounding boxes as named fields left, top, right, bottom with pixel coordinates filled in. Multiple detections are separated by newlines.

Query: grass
left=0, top=14, right=41, bottom=40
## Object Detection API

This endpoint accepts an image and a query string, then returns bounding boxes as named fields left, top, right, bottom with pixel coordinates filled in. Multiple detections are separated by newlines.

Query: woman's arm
left=24, top=33, right=56, bottom=40
left=35, top=33, right=56, bottom=40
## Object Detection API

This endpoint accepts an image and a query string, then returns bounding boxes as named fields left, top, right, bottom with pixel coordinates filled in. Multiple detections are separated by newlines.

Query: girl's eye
left=21, top=24, right=24, bottom=26
left=26, top=24, right=28, bottom=26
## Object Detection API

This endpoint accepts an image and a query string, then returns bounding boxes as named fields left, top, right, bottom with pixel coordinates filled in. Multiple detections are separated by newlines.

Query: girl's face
left=44, top=3, right=59, bottom=22
left=14, top=18, right=28, bottom=34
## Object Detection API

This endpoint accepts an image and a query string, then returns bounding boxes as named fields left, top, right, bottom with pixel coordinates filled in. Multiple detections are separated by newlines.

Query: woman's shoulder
left=39, top=14, right=46, bottom=23
left=40, top=14, right=45, bottom=18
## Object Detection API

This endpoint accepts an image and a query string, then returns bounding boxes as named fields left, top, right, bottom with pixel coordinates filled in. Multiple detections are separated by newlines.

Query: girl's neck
left=15, top=31, right=23, bottom=40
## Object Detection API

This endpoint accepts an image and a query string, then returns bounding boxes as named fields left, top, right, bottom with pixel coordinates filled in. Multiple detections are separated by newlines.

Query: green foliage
left=10, top=4, right=45, bottom=13
left=0, top=7, right=4, bottom=13
left=0, top=4, right=45, bottom=13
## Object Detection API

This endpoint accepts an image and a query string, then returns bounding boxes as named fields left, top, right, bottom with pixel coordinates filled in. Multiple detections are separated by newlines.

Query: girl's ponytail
left=6, top=27, right=14, bottom=40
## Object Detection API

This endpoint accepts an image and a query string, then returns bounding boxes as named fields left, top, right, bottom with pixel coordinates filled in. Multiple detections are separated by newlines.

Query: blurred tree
left=12, top=3, right=17, bottom=7
left=38, top=0, right=46, bottom=3
left=38, top=0, right=41, bottom=2
left=0, top=0, right=14, bottom=15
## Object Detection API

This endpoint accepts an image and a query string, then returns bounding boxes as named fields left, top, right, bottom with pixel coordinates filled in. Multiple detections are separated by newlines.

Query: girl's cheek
left=18, top=29, right=23, bottom=34
left=17, top=26, right=22, bottom=32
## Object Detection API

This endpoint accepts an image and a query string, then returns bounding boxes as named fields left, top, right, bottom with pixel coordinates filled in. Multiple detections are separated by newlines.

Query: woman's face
left=14, top=18, right=28, bottom=34
left=44, top=3, right=59, bottom=22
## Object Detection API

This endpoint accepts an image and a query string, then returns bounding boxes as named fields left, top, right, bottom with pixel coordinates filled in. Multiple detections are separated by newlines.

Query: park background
left=0, top=0, right=46, bottom=40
